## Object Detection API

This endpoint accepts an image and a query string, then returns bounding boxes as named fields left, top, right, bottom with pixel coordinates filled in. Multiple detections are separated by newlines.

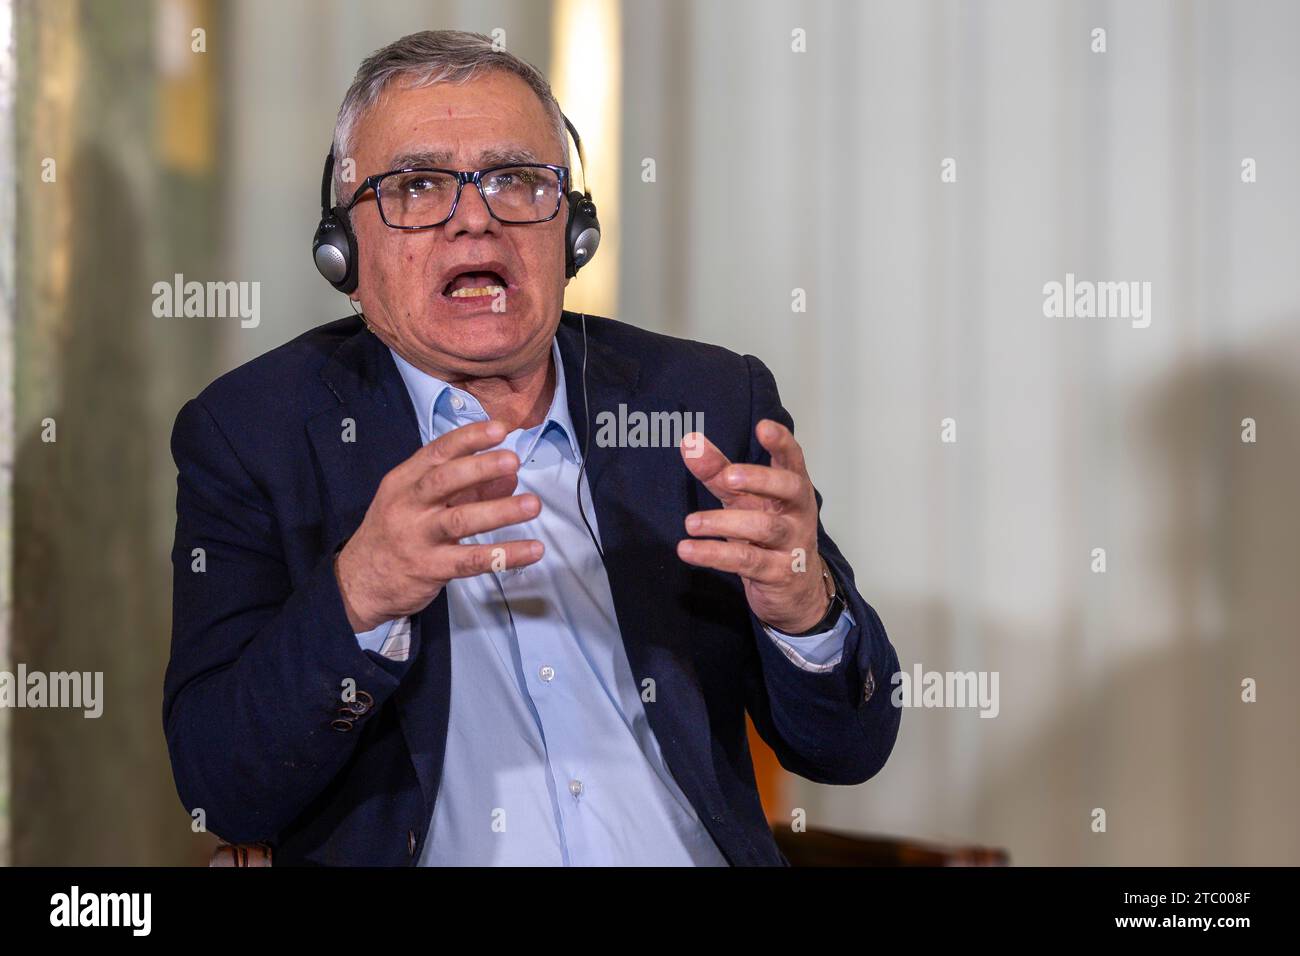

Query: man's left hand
left=677, top=419, right=832, bottom=634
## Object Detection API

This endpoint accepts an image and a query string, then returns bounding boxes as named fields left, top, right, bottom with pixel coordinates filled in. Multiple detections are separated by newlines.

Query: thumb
left=680, top=431, right=735, bottom=502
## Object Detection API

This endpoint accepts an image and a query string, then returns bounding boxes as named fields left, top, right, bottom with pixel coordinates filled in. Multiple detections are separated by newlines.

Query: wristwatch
left=771, top=558, right=846, bottom=637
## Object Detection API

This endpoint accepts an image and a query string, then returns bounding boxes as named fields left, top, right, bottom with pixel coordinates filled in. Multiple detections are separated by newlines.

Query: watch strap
left=768, top=560, right=846, bottom=637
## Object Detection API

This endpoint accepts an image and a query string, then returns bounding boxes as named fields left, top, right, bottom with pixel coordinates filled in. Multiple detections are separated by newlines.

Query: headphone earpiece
left=312, top=152, right=360, bottom=294
left=565, top=189, right=601, bottom=280
left=313, top=205, right=359, bottom=294
left=561, top=114, right=601, bottom=280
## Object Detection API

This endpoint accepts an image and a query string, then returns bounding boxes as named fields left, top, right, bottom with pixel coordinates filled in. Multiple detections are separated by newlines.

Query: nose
left=444, top=179, right=501, bottom=239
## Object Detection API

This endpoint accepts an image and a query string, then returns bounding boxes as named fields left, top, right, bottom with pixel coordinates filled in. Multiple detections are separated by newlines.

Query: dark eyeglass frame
left=343, top=163, right=571, bottom=228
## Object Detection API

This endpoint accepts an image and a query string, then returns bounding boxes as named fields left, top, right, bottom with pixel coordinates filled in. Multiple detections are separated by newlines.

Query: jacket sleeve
left=739, top=354, right=902, bottom=785
left=162, top=397, right=415, bottom=844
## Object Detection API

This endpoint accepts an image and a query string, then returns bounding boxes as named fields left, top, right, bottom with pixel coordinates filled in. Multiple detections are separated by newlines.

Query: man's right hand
left=334, top=419, right=544, bottom=632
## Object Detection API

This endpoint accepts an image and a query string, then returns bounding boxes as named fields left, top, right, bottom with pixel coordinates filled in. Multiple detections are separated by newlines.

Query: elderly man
left=163, top=30, right=900, bottom=866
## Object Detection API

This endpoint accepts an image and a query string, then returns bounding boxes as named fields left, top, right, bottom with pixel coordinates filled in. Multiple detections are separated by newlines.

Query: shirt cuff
left=762, top=608, right=855, bottom=673
left=355, top=616, right=411, bottom=662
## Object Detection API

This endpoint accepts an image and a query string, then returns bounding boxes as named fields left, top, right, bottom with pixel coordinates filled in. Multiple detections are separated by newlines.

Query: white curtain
left=620, top=0, right=1300, bottom=864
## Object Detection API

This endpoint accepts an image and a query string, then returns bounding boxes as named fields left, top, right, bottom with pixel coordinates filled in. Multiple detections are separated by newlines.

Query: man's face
left=348, top=69, right=569, bottom=379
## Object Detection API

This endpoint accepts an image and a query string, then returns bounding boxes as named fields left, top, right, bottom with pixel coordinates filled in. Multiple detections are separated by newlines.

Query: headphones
left=312, top=113, right=601, bottom=294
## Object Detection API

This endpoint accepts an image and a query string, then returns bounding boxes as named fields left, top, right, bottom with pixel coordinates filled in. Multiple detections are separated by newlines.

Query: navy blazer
left=163, top=312, right=901, bottom=866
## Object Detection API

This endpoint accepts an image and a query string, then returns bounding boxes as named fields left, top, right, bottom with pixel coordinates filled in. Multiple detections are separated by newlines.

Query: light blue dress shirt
left=355, top=336, right=853, bottom=865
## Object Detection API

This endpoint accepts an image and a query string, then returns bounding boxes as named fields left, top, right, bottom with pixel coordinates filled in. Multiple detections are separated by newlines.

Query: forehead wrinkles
left=363, top=78, right=556, bottom=160
left=386, top=145, right=542, bottom=169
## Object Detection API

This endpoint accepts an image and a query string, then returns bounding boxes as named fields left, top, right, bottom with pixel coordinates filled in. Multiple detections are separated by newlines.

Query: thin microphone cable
left=575, top=312, right=605, bottom=561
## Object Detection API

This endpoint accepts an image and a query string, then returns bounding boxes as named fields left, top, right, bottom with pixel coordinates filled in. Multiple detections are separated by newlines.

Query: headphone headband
left=562, top=113, right=590, bottom=197
left=319, top=151, right=335, bottom=215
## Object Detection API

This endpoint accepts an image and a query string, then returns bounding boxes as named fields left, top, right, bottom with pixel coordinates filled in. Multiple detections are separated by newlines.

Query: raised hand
left=677, top=419, right=832, bottom=634
left=335, top=419, right=543, bottom=631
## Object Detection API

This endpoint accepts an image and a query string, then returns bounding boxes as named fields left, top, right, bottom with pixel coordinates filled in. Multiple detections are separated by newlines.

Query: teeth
left=448, top=285, right=505, bottom=298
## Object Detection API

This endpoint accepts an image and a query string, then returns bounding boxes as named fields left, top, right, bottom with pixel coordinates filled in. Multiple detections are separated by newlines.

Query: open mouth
left=442, top=270, right=508, bottom=299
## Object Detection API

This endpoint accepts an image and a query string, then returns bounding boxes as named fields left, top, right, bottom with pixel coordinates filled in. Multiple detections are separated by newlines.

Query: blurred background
left=2, top=0, right=1298, bottom=865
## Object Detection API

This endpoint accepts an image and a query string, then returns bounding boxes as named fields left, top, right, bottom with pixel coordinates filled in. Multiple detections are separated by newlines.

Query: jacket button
left=330, top=717, right=354, bottom=732
left=346, top=690, right=374, bottom=715
left=407, top=830, right=417, bottom=856
left=862, top=666, right=876, bottom=704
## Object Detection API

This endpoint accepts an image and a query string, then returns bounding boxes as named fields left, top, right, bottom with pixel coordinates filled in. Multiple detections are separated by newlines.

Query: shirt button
left=568, top=779, right=583, bottom=798
left=539, top=665, right=555, bottom=682
left=450, top=394, right=465, bottom=410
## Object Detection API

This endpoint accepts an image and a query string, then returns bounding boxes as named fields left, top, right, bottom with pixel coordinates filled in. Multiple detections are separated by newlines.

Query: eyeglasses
left=343, top=163, right=570, bottom=229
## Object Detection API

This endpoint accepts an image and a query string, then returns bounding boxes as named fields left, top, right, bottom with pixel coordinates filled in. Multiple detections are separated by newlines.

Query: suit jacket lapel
left=306, top=322, right=451, bottom=814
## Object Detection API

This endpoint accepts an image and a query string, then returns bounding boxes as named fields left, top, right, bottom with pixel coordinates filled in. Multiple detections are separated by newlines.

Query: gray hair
left=331, top=30, right=569, bottom=205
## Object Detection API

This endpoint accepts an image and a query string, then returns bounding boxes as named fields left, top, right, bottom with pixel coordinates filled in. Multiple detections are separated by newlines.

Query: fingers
left=679, top=432, right=741, bottom=505
left=446, top=471, right=518, bottom=507
left=755, top=419, right=807, bottom=476
left=681, top=425, right=810, bottom=509
left=711, top=462, right=804, bottom=506
left=430, top=493, right=541, bottom=542
left=675, top=538, right=789, bottom=585
left=684, top=508, right=793, bottom=550
left=413, top=448, right=519, bottom=505
left=437, top=539, right=545, bottom=580
left=418, top=419, right=508, bottom=469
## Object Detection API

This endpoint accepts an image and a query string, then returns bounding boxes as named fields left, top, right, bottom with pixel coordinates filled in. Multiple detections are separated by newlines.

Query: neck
left=383, top=336, right=556, bottom=433
left=447, top=354, right=555, bottom=432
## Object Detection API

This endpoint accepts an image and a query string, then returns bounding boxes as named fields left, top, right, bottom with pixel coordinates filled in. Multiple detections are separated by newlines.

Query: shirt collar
left=389, top=336, right=581, bottom=465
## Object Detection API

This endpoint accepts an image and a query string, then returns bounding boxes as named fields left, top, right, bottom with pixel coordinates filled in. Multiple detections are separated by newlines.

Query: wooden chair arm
left=773, top=825, right=1010, bottom=866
